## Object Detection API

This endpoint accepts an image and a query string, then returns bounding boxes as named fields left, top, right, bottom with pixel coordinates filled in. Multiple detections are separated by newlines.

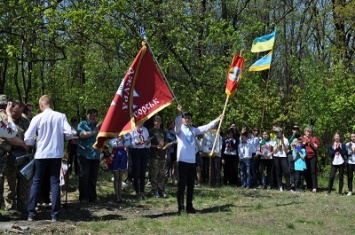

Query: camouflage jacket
left=0, top=113, right=30, bottom=152
left=0, top=110, right=11, bottom=151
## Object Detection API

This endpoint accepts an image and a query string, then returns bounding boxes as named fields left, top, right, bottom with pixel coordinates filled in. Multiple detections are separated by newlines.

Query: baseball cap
left=182, top=111, right=192, bottom=118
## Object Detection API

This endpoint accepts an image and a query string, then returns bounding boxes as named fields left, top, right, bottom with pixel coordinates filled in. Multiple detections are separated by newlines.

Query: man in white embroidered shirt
left=24, top=95, right=72, bottom=222
left=175, top=105, right=223, bottom=214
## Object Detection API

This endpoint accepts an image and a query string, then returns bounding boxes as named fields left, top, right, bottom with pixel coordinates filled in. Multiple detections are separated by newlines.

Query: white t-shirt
left=347, top=142, right=355, bottom=164
left=272, top=137, right=289, bottom=158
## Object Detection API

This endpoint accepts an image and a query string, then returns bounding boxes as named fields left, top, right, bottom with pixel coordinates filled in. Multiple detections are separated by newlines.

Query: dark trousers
left=201, top=156, right=209, bottom=183
left=305, top=156, right=318, bottom=190
left=131, top=148, right=149, bottom=194
left=28, top=158, right=61, bottom=220
left=273, top=157, right=290, bottom=190
left=77, top=155, right=100, bottom=202
left=348, top=164, right=355, bottom=192
left=177, top=161, right=196, bottom=209
left=210, top=157, right=221, bottom=186
left=223, top=154, right=237, bottom=185
left=260, top=159, right=274, bottom=188
left=287, top=154, right=295, bottom=184
left=294, top=170, right=305, bottom=190
left=328, top=163, right=345, bottom=194
left=40, top=168, right=51, bottom=204
left=251, top=154, right=260, bottom=186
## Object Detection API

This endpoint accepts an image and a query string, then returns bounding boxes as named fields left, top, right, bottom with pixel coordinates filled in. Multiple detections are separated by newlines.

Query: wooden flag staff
left=208, top=50, right=243, bottom=185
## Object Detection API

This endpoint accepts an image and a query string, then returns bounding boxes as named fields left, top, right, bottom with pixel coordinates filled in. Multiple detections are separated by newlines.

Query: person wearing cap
left=288, top=126, right=301, bottom=188
left=4, top=100, right=31, bottom=214
left=301, top=126, right=320, bottom=193
left=149, top=115, right=168, bottom=198
left=175, top=105, right=223, bottom=214
left=0, top=95, right=18, bottom=218
left=272, top=127, right=291, bottom=192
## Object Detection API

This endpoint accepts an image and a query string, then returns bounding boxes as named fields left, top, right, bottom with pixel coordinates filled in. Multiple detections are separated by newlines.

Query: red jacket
left=301, top=136, right=320, bottom=158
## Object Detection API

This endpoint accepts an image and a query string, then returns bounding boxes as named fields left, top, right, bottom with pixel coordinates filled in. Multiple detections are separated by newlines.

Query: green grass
left=23, top=171, right=355, bottom=235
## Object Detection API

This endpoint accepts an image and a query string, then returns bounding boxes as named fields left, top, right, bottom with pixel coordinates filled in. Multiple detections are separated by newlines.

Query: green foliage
left=0, top=0, right=355, bottom=163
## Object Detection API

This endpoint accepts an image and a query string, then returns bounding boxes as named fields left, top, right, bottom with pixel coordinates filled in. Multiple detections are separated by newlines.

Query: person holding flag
left=175, top=105, right=223, bottom=214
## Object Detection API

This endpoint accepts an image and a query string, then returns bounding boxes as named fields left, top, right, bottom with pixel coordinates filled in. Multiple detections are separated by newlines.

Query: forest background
left=0, top=0, right=354, bottom=168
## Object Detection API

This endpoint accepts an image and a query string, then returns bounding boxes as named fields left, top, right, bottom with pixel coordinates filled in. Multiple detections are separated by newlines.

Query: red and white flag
left=225, top=55, right=245, bottom=98
left=94, top=45, right=174, bottom=150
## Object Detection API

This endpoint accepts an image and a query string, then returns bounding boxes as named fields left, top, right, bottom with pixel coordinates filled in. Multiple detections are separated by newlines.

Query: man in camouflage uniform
left=149, top=115, right=168, bottom=198
left=0, top=95, right=17, bottom=212
left=4, top=100, right=30, bottom=214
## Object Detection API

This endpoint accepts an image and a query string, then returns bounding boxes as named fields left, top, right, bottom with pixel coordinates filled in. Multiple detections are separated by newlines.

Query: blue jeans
left=240, top=158, right=251, bottom=188
left=28, top=158, right=62, bottom=220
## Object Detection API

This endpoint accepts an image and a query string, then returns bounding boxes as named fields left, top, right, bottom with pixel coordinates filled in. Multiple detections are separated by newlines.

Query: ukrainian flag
left=251, top=29, right=276, bottom=53
left=249, top=51, right=273, bottom=71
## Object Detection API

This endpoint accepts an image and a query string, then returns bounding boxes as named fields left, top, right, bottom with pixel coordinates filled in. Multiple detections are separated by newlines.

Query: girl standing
left=108, top=135, right=131, bottom=202
left=327, top=132, right=347, bottom=195
left=258, top=131, right=274, bottom=189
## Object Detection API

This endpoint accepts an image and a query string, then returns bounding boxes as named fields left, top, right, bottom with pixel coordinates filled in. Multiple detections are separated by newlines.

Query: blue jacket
left=328, top=143, right=347, bottom=161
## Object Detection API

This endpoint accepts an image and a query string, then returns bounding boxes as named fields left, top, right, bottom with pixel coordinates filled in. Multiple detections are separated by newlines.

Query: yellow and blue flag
left=251, top=29, right=276, bottom=53
left=249, top=51, right=273, bottom=71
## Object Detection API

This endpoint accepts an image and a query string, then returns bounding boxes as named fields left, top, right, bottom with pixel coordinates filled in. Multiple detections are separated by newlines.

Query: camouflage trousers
left=0, top=148, right=7, bottom=209
left=4, top=152, right=32, bottom=212
left=149, top=156, right=166, bottom=193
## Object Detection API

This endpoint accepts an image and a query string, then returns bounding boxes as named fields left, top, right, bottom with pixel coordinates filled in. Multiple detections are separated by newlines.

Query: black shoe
left=178, top=205, right=185, bottom=214
left=186, top=207, right=197, bottom=214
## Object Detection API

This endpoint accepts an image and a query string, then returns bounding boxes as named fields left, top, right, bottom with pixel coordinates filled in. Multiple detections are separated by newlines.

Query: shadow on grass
left=142, top=203, right=234, bottom=219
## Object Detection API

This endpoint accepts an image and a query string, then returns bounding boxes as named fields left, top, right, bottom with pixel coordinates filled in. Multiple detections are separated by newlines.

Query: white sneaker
left=279, top=187, right=283, bottom=192
left=347, top=192, right=352, bottom=196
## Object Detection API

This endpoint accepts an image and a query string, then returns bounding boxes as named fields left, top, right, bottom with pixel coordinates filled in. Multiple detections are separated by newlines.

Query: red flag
left=94, top=45, right=174, bottom=150
left=225, top=55, right=245, bottom=98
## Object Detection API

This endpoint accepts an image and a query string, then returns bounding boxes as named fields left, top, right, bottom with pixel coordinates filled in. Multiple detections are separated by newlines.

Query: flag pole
left=208, top=50, right=242, bottom=158
left=207, top=50, right=243, bottom=185
left=140, top=30, right=180, bottom=106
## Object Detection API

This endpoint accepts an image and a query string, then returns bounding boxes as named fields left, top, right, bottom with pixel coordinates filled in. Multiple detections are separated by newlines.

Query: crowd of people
left=1, top=94, right=355, bottom=221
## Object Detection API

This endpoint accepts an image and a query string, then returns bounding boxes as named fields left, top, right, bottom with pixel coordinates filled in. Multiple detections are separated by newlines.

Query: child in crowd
left=107, top=135, right=131, bottom=202
left=258, top=131, right=274, bottom=189
left=238, top=132, right=253, bottom=188
left=221, top=129, right=238, bottom=186
left=292, top=138, right=306, bottom=192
